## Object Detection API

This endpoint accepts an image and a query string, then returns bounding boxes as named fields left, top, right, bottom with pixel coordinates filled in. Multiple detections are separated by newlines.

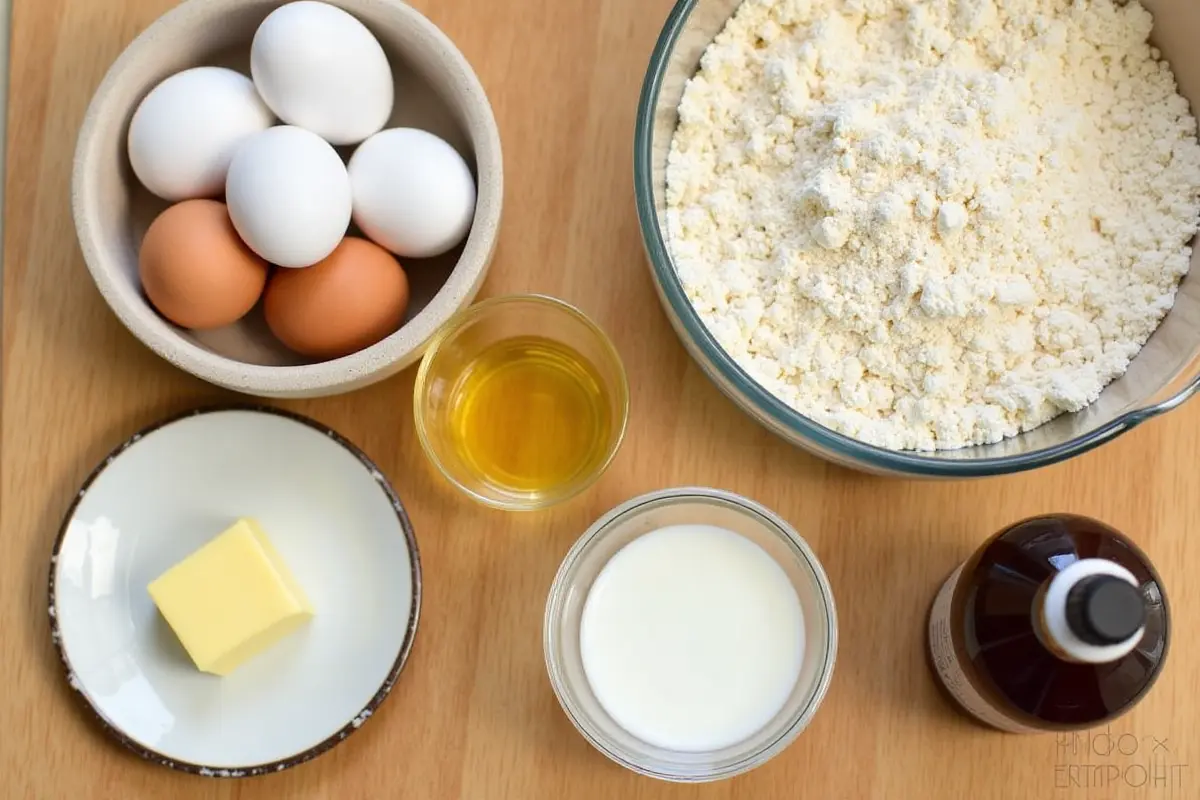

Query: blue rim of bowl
left=543, top=487, right=838, bottom=782
left=47, top=404, right=423, bottom=778
left=632, top=0, right=1195, bottom=477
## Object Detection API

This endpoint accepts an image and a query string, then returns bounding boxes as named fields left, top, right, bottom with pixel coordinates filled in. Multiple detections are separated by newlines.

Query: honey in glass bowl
left=414, top=295, right=629, bottom=510
left=444, top=335, right=614, bottom=493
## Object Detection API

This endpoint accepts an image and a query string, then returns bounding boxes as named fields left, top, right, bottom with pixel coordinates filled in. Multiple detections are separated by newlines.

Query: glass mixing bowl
left=634, top=0, right=1200, bottom=477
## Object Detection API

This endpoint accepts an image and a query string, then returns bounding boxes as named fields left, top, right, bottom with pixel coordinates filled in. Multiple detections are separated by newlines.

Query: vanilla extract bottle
left=928, top=515, right=1169, bottom=732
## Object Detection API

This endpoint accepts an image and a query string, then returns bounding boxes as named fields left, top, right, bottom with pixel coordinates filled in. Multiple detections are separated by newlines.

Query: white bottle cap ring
left=1042, top=559, right=1145, bottom=664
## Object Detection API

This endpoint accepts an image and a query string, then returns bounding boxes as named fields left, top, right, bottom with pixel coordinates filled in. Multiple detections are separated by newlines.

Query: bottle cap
left=1041, top=559, right=1145, bottom=663
left=1065, top=575, right=1147, bottom=646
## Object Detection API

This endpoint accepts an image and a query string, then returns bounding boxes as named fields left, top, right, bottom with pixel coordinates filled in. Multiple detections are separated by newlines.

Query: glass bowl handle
left=1123, top=351, right=1200, bottom=426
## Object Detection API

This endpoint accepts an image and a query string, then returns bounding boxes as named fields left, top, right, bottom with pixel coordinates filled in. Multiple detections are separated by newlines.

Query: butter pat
left=148, top=518, right=314, bottom=676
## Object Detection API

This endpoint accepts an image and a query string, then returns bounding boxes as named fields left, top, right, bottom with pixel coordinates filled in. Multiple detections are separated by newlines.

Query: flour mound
left=666, top=0, right=1200, bottom=451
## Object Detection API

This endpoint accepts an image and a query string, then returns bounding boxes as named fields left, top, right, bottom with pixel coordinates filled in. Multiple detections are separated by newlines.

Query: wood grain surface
left=3, top=0, right=1199, bottom=798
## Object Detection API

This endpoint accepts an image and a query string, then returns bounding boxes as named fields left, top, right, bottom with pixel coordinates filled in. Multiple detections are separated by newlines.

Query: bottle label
left=928, top=563, right=1041, bottom=734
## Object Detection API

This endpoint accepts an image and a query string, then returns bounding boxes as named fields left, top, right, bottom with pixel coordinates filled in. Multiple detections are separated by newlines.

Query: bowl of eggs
left=73, top=0, right=502, bottom=397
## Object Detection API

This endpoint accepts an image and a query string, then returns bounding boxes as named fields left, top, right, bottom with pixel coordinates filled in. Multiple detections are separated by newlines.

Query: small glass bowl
left=543, top=487, right=838, bottom=782
left=413, top=294, right=630, bottom=511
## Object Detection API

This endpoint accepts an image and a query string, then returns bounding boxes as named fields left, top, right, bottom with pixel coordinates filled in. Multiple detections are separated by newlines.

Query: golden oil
left=445, top=335, right=614, bottom=495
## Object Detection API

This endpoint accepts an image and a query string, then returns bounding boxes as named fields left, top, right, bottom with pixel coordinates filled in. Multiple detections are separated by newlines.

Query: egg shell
left=139, top=199, right=269, bottom=330
left=225, top=125, right=352, bottom=268
left=251, top=1, right=393, bottom=146
left=264, top=236, right=410, bottom=360
left=348, top=128, right=477, bottom=259
left=127, top=67, right=275, bottom=202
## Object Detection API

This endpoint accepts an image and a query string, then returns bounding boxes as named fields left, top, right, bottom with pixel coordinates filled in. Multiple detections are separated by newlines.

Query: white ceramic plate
left=49, top=407, right=421, bottom=777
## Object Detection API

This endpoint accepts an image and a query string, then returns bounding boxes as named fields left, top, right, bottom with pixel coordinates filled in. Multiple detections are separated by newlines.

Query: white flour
left=666, top=0, right=1200, bottom=451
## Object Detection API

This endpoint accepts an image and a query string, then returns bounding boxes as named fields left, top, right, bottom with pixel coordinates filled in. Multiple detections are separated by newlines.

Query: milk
left=579, top=523, right=805, bottom=752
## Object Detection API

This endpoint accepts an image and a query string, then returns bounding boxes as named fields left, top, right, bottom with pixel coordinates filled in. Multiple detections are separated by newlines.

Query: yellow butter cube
left=148, top=518, right=314, bottom=676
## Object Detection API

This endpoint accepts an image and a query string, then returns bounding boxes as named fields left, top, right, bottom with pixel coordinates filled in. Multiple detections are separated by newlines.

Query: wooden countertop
left=2, top=0, right=1198, bottom=797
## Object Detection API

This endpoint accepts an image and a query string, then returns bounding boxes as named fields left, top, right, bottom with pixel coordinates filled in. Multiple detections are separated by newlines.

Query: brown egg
left=139, top=199, right=269, bottom=330
left=264, top=236, right=410, bottom=360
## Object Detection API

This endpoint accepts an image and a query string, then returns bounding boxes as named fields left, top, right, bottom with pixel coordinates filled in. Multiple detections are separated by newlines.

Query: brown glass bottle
left=927, top=514, right=1169, bottom=732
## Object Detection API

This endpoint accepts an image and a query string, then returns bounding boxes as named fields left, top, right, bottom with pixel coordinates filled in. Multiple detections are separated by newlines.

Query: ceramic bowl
left=73, top=0, right=503, bottom=398
left=49, top=407, right=421, bottom=776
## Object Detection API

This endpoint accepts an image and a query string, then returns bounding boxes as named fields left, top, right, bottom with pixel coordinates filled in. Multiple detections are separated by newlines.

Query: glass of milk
left=543, top=487, right=837, bottom=782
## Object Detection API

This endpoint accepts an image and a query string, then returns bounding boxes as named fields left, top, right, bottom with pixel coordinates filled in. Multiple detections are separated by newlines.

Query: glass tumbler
left=413, top=294, right=629, bottom=510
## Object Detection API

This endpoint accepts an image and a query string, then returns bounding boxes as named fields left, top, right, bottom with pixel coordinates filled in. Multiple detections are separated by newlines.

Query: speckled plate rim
left=46, top=405, right=423, bottom=778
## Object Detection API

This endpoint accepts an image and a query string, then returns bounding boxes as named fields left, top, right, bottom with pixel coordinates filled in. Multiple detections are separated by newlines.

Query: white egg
left=127, top=67, right=274, bottom=201
left=348, top=129, right=477, bottom=259
left=250, top=1, right=393, bottom=146
left=225, top=126, right=352, bottom=268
